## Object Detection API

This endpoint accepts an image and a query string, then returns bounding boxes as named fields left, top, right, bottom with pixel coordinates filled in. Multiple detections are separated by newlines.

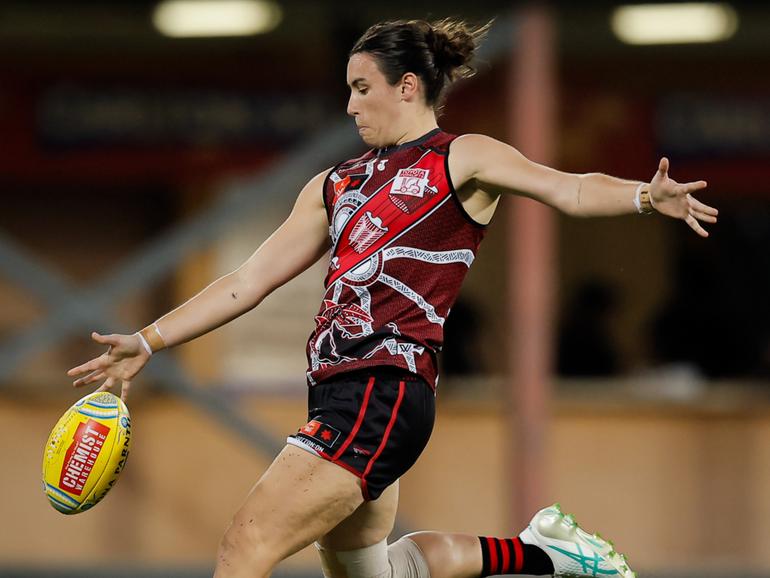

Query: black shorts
left=287, top=368, right=435, bottom=500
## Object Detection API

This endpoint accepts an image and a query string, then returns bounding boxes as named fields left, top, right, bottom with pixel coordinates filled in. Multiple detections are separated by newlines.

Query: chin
left=356, top=127, right=383, bottom=148
left=359, top=134, right=379, bottom=147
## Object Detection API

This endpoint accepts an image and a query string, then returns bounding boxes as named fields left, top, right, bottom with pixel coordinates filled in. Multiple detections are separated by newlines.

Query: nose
left=347, top=93, right=358, bottom=118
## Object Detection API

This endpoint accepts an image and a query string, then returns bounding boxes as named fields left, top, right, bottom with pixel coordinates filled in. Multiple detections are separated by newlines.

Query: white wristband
left=152, top=322, right=165, bottom=343
left=135, top=332, right=153, bottom=356
left=634, top=182, right=655, bottom=214
left=633, top=182, right=644, bottom=213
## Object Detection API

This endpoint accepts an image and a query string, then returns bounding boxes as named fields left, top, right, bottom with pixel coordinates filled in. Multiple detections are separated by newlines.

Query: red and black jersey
left=305, top=128, right=486, bottom=388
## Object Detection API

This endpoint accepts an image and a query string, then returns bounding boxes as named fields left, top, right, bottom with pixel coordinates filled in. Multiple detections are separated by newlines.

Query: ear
left=398, top=72, right=420, bottom=101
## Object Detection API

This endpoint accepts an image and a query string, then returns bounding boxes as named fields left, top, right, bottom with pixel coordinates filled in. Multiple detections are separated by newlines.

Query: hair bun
left=430, top=26, right=470, bottom=72
left=428, top=19, right=485, bottom=80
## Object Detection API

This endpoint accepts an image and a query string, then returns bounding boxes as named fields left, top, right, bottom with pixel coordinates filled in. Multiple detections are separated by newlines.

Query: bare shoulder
left=453, top=133, right=499, bottom=147
left=305, top=167, right=334, bottom=193
left=452, top=133, right=509, bottom=155
left=449, top=134, right=515, bottom=189
left=295, top=167, right=333, bottom=207
left=450, top=133, right=499, bottom=161
left=312, top=167, right=334, bottom=184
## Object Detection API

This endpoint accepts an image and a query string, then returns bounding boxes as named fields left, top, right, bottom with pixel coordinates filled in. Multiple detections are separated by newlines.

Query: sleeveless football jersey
left=305, top=128, right=486, bottom=388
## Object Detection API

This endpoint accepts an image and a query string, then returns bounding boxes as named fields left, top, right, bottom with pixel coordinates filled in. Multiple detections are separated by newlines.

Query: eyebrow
left=348, top=78, right=367, bottom=88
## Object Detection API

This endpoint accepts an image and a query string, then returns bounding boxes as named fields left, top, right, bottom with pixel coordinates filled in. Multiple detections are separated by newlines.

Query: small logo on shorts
left=299, top=420, right=341, bottom=448
left=352, top=446, right=372, bottom=457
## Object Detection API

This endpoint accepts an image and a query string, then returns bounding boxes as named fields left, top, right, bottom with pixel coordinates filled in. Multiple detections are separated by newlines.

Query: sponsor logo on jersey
left=388, top=168, right=435, bottom=214
left=332, top=172, right=368, bottom=204
left=390, top=168, right=430, bottom=197
left=59, top=419, right=110, bottom=495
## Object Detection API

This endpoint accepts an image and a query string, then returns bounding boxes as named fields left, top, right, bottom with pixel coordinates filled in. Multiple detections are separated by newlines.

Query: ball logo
left=58, top=419, right=110, bottom=496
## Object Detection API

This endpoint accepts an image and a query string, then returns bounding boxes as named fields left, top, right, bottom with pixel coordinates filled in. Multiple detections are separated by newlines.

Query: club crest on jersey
left=349, top=211, right=388, bottom=254
left=389, top=168, right=434, bottom=213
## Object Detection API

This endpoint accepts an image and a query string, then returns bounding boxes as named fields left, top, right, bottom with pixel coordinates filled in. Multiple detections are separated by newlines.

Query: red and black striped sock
left=478, top=536, right=554, bottom=576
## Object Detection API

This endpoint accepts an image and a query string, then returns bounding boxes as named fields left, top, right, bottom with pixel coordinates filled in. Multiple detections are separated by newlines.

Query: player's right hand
left=67, top=332, right=150, bottom=402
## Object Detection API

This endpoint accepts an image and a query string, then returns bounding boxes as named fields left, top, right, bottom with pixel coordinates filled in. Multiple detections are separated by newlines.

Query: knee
left=316, top=537, right=431, bottom=578
left=216, top=516, right=276, bottom=576
left=317, top=540, right=391, bottom=578
left=389, top=536, right=432, bottom=578
left=402, top=532, right=461, bottom=569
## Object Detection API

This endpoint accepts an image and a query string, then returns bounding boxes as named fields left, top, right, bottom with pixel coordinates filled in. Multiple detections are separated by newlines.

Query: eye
left=359, top=87, right=368, bottom=95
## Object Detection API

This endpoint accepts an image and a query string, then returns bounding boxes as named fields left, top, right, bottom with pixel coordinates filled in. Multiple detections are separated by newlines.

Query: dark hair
left=350, top=18, right=490, bottom=110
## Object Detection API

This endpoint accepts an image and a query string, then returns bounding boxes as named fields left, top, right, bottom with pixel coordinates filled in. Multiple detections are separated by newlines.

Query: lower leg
left=317, top=506, right=632, bottom=578
left=404, top=505, right=635, bottom=578
left=406, top=531, right=554, bottom=578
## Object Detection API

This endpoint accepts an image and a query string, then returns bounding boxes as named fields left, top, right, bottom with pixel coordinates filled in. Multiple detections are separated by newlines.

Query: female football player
left=68, top=18, right=717, bottom=578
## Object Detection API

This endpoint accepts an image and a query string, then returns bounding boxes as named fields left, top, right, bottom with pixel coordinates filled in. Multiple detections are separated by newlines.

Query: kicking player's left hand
left=649, top=157, right=717, bottom=237
left=67, top=332, right=150, bottom=402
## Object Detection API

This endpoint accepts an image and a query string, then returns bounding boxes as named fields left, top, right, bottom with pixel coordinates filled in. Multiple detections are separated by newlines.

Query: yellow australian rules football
left=42, top=391, right=132, bottom=514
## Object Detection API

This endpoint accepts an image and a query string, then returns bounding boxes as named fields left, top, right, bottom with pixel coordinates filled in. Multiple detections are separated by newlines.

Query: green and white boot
left=519, top=504, right=636, bottom=578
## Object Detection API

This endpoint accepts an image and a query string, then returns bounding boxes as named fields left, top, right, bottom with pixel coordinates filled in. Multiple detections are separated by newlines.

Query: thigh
left=223, top=444, right=365, bottom=564
left=318, top=480, right=400, bottom=551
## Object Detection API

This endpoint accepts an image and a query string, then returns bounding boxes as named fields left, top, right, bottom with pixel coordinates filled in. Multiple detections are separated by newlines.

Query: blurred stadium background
left=1, top=0, right=769, bottom=576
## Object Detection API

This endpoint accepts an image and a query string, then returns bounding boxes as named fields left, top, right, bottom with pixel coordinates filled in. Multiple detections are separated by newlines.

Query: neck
left=393, top=108, right=439, bottom=146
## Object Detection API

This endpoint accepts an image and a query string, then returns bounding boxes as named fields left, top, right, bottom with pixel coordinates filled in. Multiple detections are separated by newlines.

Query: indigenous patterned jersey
left=305, top=128, right=486, bottom=388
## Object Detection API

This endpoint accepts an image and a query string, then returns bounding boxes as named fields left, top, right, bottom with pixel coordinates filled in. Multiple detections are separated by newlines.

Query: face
left=346, top=52, right=404, bottom=147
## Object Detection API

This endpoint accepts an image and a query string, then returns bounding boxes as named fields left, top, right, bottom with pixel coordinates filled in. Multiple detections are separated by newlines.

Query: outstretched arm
left=67, top=169, right=331, bottom=399
left=144, top=169, right=331, bottom=348
left=449, top=134, right=717, bottom=236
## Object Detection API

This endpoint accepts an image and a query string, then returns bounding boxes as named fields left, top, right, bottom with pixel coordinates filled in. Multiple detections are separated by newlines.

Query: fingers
left=687, top=192, right=718, bottom=228
left=683, top=180, right=708, bottom=194
left=68, top=335, right=117, bottom=377
left=658, top=156, right=669, bottom=175
left=96, top=377, right=117, bottom=393
left=91, top=332, right=121, bottom=347
left=685, top=214, right=709, bottom=238
left=73, top=370, right=106, bottom=388
left=690, top=211, right=717, bottom=224
left=67, top=357, right=103, bottom=378
left=71, top=371, right=134, bottom=403
left=687, top=192, right=718, bottom=216
left=69, top=332, right=138, bottom=400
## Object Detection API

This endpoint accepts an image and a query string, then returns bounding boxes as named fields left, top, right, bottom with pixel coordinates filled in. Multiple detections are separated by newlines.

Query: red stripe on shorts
left=486, top=537, right=498, bottom=574
left=513, top=537, right=524, bottom=573
left=360, top=379, right=406, bottom=500
left=332, top=376, right=376, bottom=462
